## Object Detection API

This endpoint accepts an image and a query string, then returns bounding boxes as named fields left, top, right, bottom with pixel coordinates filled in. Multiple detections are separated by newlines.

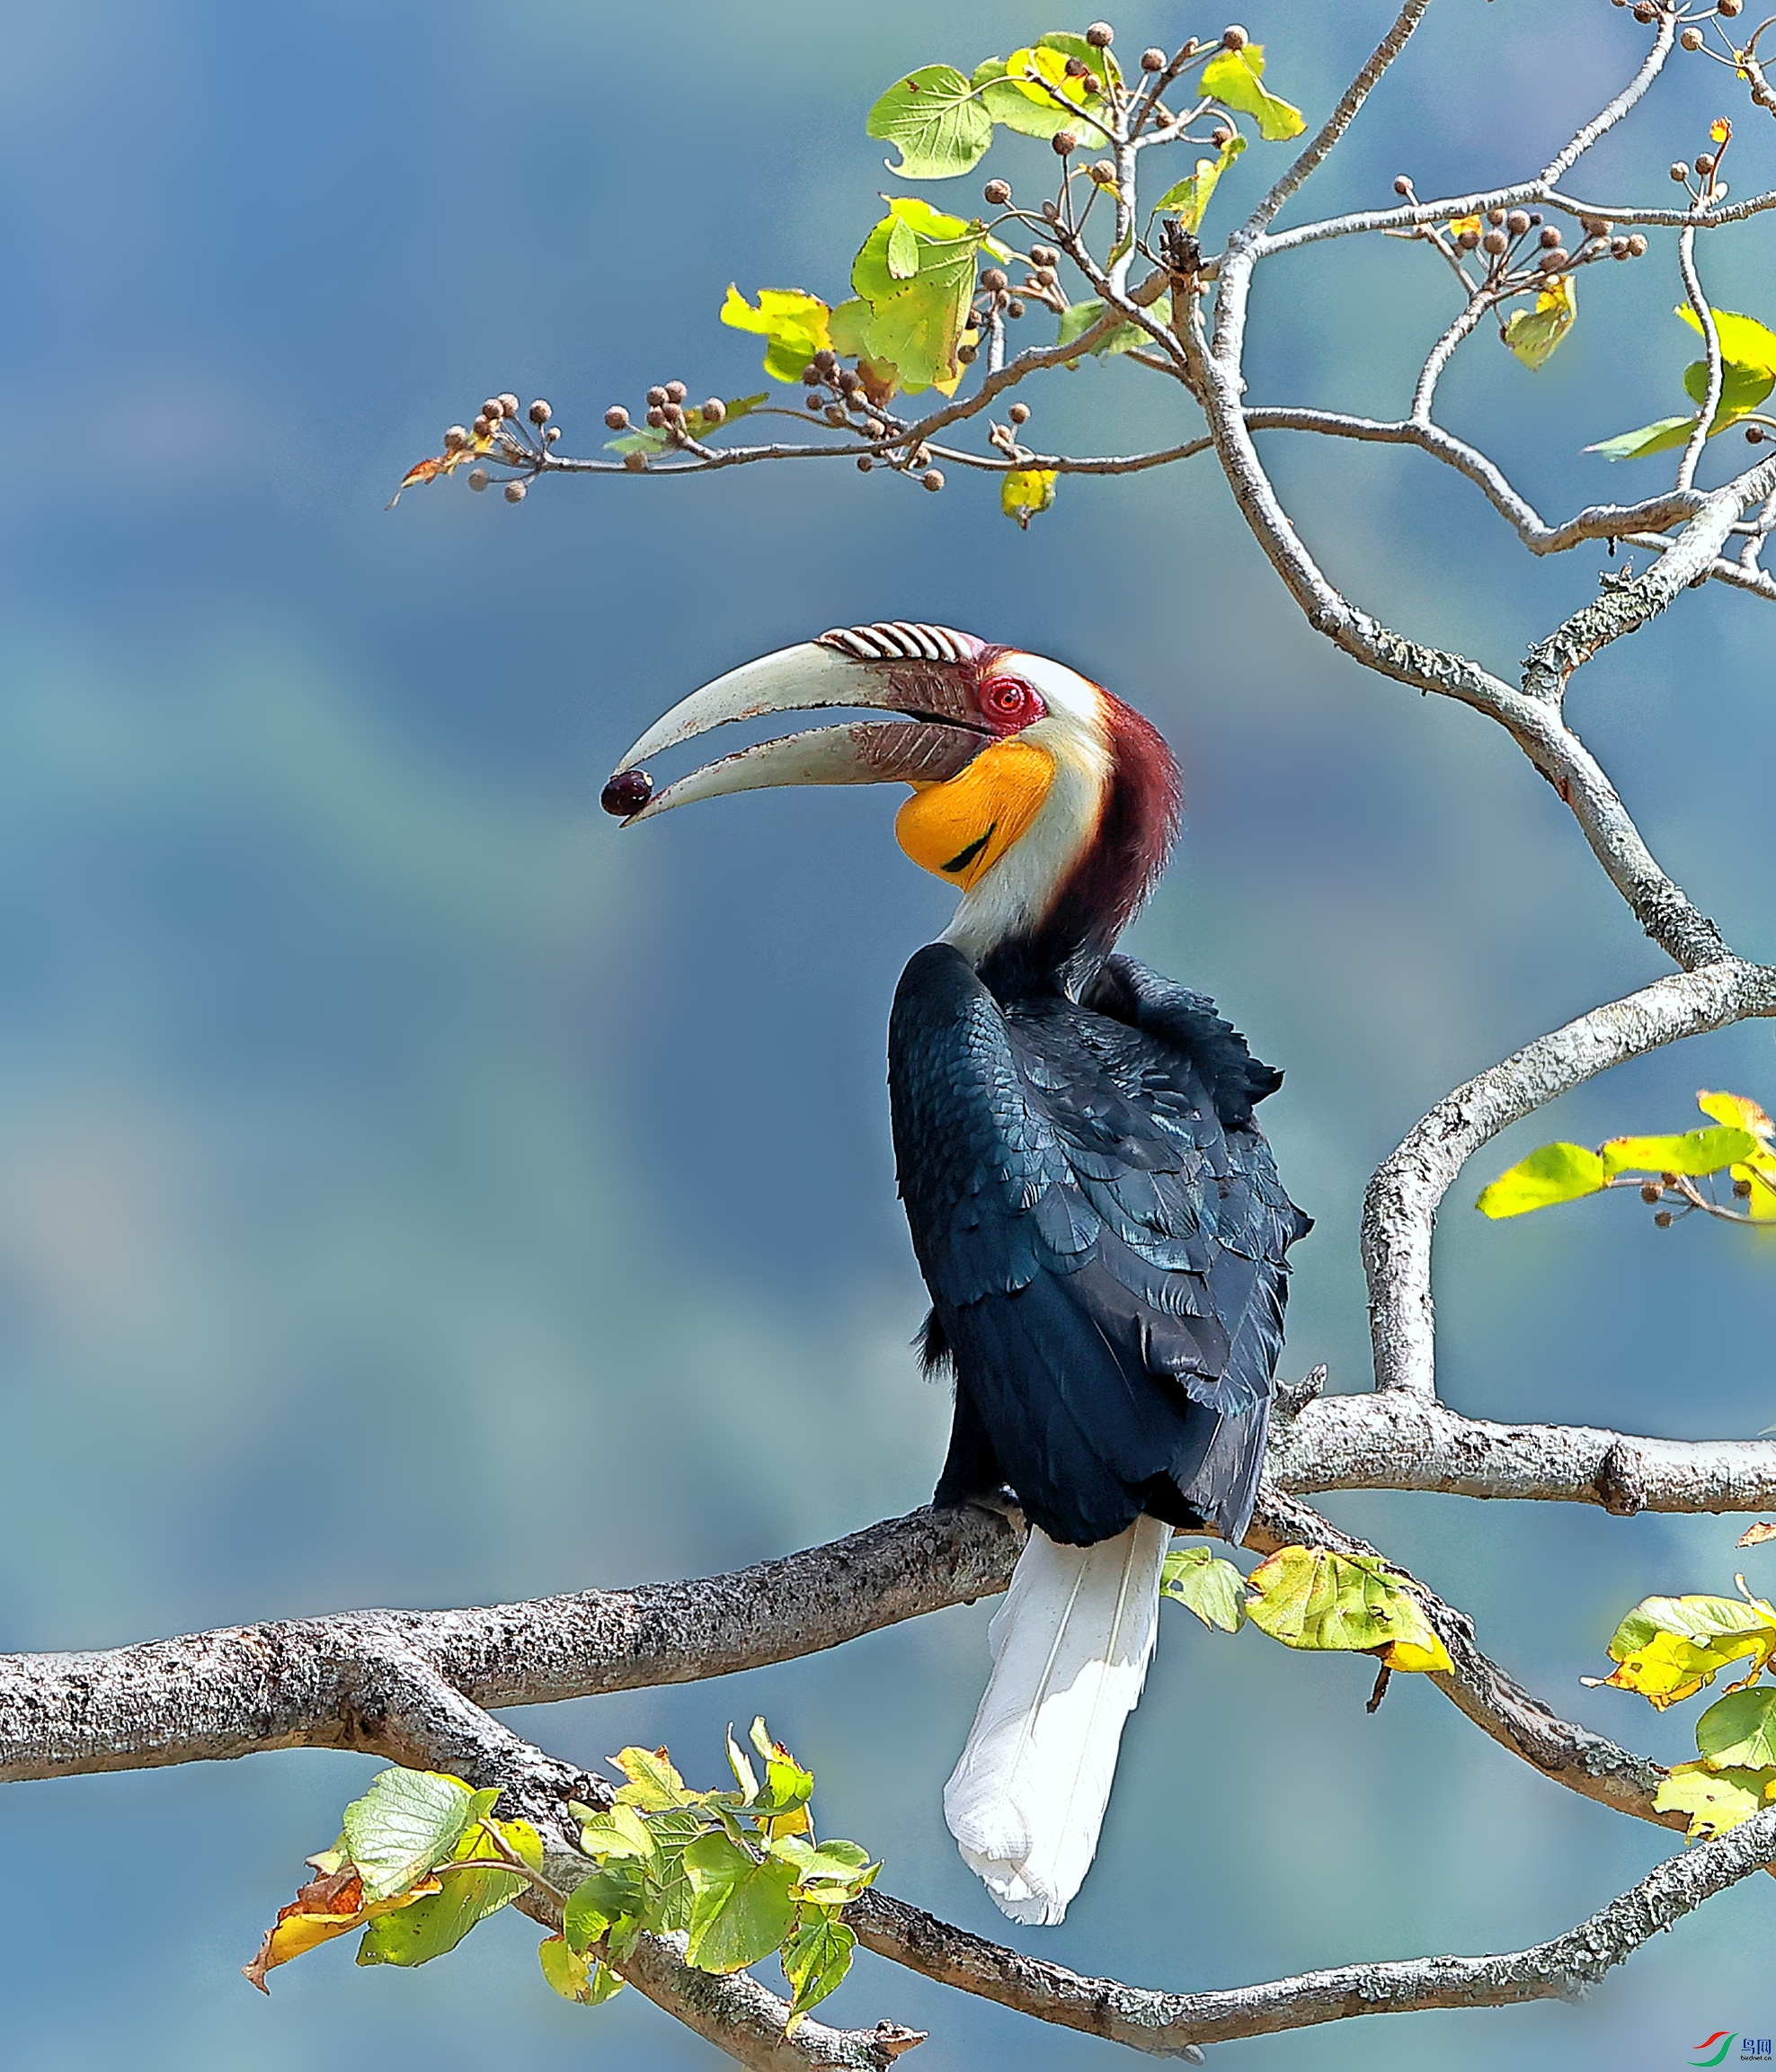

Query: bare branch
left=1540, top=12, right=1675, bottom=185
left=1363, top=957, right=1776, bottom=1395
left=1674, top=226, right=1724, bottom=492
left=1245, top=0, right=1436, bottom=234
left=850, top=1809, right=1776, bottom=2053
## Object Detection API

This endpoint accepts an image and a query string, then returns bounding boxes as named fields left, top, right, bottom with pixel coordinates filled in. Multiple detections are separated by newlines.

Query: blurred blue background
left=0, top=0, right=1772, bottom=2065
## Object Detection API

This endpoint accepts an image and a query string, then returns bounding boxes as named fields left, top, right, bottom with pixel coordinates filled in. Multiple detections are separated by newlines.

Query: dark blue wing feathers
left=890, top=943, right=1309, bottom=1548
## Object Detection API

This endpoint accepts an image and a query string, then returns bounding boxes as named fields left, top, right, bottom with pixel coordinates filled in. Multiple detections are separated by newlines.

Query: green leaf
left=748, top=1718, right=816, bottom=1817
left=564, top=1862, right=647, bottom=1955
left=682, top=1833, right=799, bottom=1973
left=1599, top=1126, right=1758, bottom=1179
left=782, top=1916, right=857, bottom=2031
left=642, top=1807, right=708, bottom=1934
left=539, top=1934, right=626, bottom=2005
left=342, top=1770, right=484, bottom=1904
left=973, top=54, right=1106, bottom=140
left=720, top=286, right=832, bottom=384
left=848, top=200, right=985, bottom=394
left=1153, top=132, right=1247, bottom=233
left=1001, top=467, right=1058, bottom=529
left=1199, top=44, right=1306, bottom=141
left=1246, top=1547, right=1452, bottom=1672
left=1585, top=414, right=1703, bottom=462
left=358, top=1864, right=522, bottom=1967
left=1682, top=357, right=1776, bottom=418
left=1502, top=273, right=1576, bottom=371
left=1474, top=1141, right=1606, bottom=1219
left=1056, top=298, right=1147, bottom=359
left=1677, top=303, right=1776, bottom=376
left=1696, top=1686, right=1776, bottom=1771
left=1588, top=1593, right=1776, bottom=1707
left=1161, top=1544, right=1248, bottom=1632
left=768, top=1834, right=880, bottom=1903
left=1654, top=1761, right=1774, bottom=1841
left=866, top=64, right=993, bottom=179
left=577, top=1802, right=657, bottom=1860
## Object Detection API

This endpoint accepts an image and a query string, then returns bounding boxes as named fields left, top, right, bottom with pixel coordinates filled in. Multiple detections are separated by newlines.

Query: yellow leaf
left=1246, top=1547, right=1449, bottom=1670
left=1447, top=214, right=1482, bottom=239
left=1654, top=1759, right=1771, bottom=1841
left=1000, top=468, right=1057, bottom=529
left=1710, top=117, right=1732, bottom=144
left=1698, top=1089, right=1776, bottom=1143
left=1002, top=45, right=1091, bottom=111
left=242, top=1865, right=439, bottom=1992
left=1502, top=271, right=1577, bottom=371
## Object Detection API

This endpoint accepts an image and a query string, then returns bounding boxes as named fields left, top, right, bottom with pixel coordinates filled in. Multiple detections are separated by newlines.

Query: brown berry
left=604, top=405, right=630, bottom=430
left=646, top=405, right=667, bottom=427
left=1748, top=424, right=1768, bottom=443
left=1393, top=174, right=1413, bottom=196
left=802, top=364, right=822, bottom=386
left=443, top=425, right=469, bottom=450
left=601, top=769, right=653, bottom=818
left=472, top=414, right=493, bottom=439
left=1086, top=21, right=1113, bottom=46
left=1141, top=47, right=1166, bottom=70
left=981, top=266, right=1008, bottom=292
left=467, top=467, right=490, bottom=492
left=1064, top=55, right=1088, bottom=77
left=1631, top=0, right=1655, bottom=19
left=1626, top=234, right=1647, bottom=256
left=1487, top=208, right=1506, bottom=225
left=857, top=456, right=874, bottom=471
left=813, top=349, right=837, bottom=372
left=1734, top=1177, right=1754, bottom=1198
left=645, top=386, right=668, bottom=407
left=1718, top=0, right=1742, bottom=14
left=528, top=399, right=551, bottom=424
left=498, top=394, right=519, bottom=418
left=659, top=380, right=683, bottom=404
left=1210, top=124, right=1233, bottom=147
left=1696, top=153, right=1716, bottom=176
left=1611, top=236, right=1631, bottom=257
left=483, top=397, right=505, bottom=420
left=1082, top=72, right=1101, bottom=94
left=1681, top=25, right=1704, bottom=47
left=1031, top=244, right=1059, bottom=266
left=921, top=468, right=944, bottom=491
left=1457, top=227, right=1481, bottom=251
left=1671, top=162, right=1691, bottom=182
left=1483, top=229, right=1508, bottom=254
left=1654, top=1210, right=1674, bottom=1227
left=1539, top=225, right=1561, bottom=246
left=1640, top=1184, right=1662, bottom=1204
left=1041, top=200, right=1061, bottom=220
left=1506, top=209, right=1531, bottom=235
left=503, top=481, right=526, bottom=503
left=701, top=396, right=726, bottom=423
left=1581, top=215, right=1608, bottom=237
left=1052, top=129, right=1078, bottom=155
left=623, top=451, right=647, bottom=472
left=1006, top=298, right=1026, bottom=318
left=957, top=342, right=978, bottom=363
left=545, top=426, right=562, bottom=443
left=1221, top=24, right=1248, bottom=49
left=1538, top=247, right=1568, bottom=271
left=984, top=177, right=1012, bottom=205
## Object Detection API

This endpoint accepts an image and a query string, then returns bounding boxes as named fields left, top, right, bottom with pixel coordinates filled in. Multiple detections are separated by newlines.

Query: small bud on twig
left=1006, top=298, right=1026, bottom=318
left=498, top=394, right=519, bottom=418
left=921, top=468, right=945, bottom=492
left=981, top=267, right=1009, bottom=293
left=504, top=481, right=526, bottom=503
left=605, top=405, right=630, bottom=430
left=1654, top=1209, right=1674, bottom=1227
left=1640, top=1184, right=1662, bottom=1204
left=1505, top=209, right=1531, bottom=235
left=664, top=380, right=688, bottom=404
left=528, top=399, right=551, bottom=424
left=1538, top=247, right=1569, bottom=271
left=1008, top=401, right=1032, bottom=423
left=1670, top=162, right=1690, bottom=182
left=623, top=451, right=647, bottom=472
left=857, top=456, right=874, bottom=472
left=467, top=467, right=490, bottom=492
left=1393, top=174, right=1413, bottom=196
left=984, top=178, right=1012, bottom=205
left=701, top=397, right=726, bottom=423
left=1052, top=129, right=1078, bottom=155
left=1221, top=24, right=1248, bottom=49
left=1719, top=0, right=1744, bottom=15
left=1482, top=229, right=1508, bottom=255
left=1626, top=234, right=1647, bottom=256
left=1141, top=47, right=1166, bottom=71
left=1086, top=22, right=1113, bottom=47
left=646, top=386, right=668, bottom=407
left=443, top=425, right=469, bottom=451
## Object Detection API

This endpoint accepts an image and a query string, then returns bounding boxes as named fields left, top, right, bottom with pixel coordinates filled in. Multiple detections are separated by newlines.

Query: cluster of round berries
left=600, top=382, right=728, bottom=472
left=778, top=351, right=944, bottom=490
left=443, top=394, right=556, bottom=502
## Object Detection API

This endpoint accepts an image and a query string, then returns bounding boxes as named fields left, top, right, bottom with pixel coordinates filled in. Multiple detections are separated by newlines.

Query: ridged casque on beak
left=604, top=626, right=994, bottom=823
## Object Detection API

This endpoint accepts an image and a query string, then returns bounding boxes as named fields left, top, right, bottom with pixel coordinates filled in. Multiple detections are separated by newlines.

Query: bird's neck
left=945, top=698, right=1181, bottom=1003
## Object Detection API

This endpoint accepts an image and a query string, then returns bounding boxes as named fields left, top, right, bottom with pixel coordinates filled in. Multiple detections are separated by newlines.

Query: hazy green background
left=0, top=1, right=1771, bottom=2065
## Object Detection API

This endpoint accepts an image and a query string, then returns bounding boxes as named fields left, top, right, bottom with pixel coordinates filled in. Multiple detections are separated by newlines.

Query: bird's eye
left=979, top=675, right=1043, bottom=729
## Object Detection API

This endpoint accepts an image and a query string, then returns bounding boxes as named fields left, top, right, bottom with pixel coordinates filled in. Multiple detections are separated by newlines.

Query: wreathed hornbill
left=605, top=622, right=1309, bottom=1925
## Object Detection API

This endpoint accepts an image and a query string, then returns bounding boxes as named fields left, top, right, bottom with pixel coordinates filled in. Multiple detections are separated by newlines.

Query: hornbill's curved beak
left=604, top=633, right=991, bottom=824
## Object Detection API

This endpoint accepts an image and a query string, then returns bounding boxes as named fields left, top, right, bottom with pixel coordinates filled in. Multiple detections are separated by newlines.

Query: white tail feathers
left=943, top=1516, right=1169, bottom=1925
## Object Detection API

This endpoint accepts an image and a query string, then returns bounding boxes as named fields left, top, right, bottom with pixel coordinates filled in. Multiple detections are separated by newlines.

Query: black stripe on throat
left=942, top=824, right=996, bottom=875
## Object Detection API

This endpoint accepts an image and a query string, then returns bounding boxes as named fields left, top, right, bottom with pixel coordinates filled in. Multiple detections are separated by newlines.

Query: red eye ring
left=979, top=674, right=1044, bottom=730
